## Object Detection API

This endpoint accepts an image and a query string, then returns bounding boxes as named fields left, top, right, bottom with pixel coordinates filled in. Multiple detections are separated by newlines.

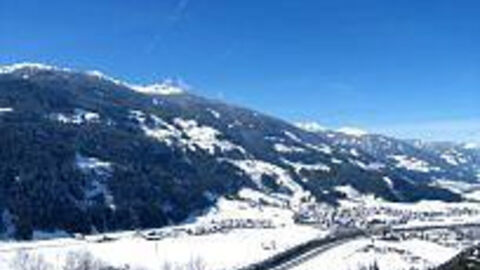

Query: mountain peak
left=0, top=62, right=70, bottom=74
left=1, top=63, right=186, bottom=96
left=337, top=127, right=368, bottom=137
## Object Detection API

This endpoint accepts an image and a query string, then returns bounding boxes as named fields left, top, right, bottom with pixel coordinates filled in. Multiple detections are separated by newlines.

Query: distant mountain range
left=0, top=63, right=478, bottom=239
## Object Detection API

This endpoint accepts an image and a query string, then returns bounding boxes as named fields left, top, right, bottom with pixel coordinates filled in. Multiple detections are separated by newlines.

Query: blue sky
left=1, top=0, right=479, bottom=142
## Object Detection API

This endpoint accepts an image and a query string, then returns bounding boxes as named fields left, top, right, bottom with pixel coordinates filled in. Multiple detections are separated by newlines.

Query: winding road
left=240, top=223, right=480, bottom=270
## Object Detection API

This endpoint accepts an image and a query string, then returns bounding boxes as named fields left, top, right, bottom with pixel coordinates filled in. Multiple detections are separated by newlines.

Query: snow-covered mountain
left=0, top=63, right=476, bottom=239
left=296, top=123, right=480, bottom=194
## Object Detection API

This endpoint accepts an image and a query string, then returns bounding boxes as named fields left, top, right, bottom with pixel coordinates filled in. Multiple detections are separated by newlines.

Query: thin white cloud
left=145, top=0, right=191, bottom=54
left=169, top=0, right=190, bottom=23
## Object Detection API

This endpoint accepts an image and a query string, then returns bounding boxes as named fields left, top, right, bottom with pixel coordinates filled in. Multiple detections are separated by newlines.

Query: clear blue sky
left=1, top=0, right=479, bottom=142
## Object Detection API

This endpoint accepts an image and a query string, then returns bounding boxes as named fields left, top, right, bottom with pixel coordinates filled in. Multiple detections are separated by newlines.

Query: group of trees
left=0, top=114, right=250, bottom=239
left=11, top=250, right=109, bottom=270
left=0, top=67, right=466, bottom=242
left=0, top=75, right=252, bottom=239
left=10, top=250, right=208, bottom=270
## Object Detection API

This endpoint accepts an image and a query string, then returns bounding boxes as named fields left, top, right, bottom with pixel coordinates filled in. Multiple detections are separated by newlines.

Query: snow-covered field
left=0, top=225, right=322, bottom=270
left=292, top=238, right=459, bottom=270
left=2, top=188, right=480, bottom=270
left=0, top=192, right=325, bottom=270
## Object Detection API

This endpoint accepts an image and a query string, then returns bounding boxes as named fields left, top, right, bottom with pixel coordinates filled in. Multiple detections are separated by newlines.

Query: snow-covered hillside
left=1, top=192, right=480, bottom=270
left=292, top=238, right=458, bottom=270
left=0, top=62, right=479, bottom=270
left=0, top=196, right=325, bottom=270
left=1, top=63, right=475, bottom=240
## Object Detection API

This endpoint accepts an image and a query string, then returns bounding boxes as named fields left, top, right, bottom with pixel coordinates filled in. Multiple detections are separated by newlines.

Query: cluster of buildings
left=141, top=218, right=275, bottom=240
left=295, top=202, right=480, bottom=232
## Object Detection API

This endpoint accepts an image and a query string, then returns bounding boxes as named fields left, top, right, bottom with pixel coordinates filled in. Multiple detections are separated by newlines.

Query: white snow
left=223, top=159, right=311, bottom=207
left=335, top=185, right=362, bottom=200
left=361, top=161, right=385, bottom=171
left=338, top=196, right=480, bottom=230
left=52, top=109, right=100, bottom=125
left=174, top=118, right=245, bottom=155
left=236, top=188, right=288, bottom=208
left=295, top=122, right=327, bottom=133
left=304, top=143, right=333, bottom=155
left=283, top=130, right=302, bottom=143
left=1, top=190, right=480, bottom=270
left=282, top=159, right=331, bottom=175
left=272, top=131, right=332, bottom=155
left=337, top=127, right=368, bottom=137
left=292, top=238, right=458, bottom=270
left=134, top=113, right=245, bottom=154
left=349, top=159, right=385, bottom=171
left=0, top=108, right=13, bottom=114
left=383, top=176, right=394, bottom=188
left=75, top=155, right=115, bottom=210
left=440, top=151, right=467, bottom=166
left=225, top=159, right=301, bottom=193
left=0, top=63, right=186, bottom=97
left=207, top=108, right=221, bottom=119
left=331, top=158, right=343, bottom=164
left=430, top=179, right=480, bottom=194
left=87, top=70, right=186, bottom=95
left=464, top=143, right=479, bottom=150
left=389, top=155, right=440, bottom=173
left=129, top=110, right=147, bottom=123
left=273, top=143, right=305, bottom=153
left=0, top=225, right=322, bottom=270
left=350, top=148, right=360, bottom=157
left=442, top=153, right=459, bottom=166
left=75, top=155, right=111, bottom=172
left=0, top=194, right=326, bottom=270
left=83, top=112, right=100, bottom=122
left=265, top=136, right=285, bottom=142
left=365, top=162, right=385, bottom=171
left=465, top=190, right=480, bottom=201
left=131, top=79, right=185, bottom=95
left=0, top=63, right=70, bottom=74
left=139, top=113, right=182, bottom=145
left=284, top=131, right=333, bottom=155
left=335, top=185, right=381, bottom=205
left=197, top=192, right=292, bottom=225
left=433, top=180, right=480, bottom=201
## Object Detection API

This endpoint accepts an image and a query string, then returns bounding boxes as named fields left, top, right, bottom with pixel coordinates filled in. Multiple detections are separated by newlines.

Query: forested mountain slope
left=0, top=63, right=476, bottom=239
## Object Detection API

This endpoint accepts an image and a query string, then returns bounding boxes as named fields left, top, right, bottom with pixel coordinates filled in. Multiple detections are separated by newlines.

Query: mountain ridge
left=0, top=63, right=477, bottom=239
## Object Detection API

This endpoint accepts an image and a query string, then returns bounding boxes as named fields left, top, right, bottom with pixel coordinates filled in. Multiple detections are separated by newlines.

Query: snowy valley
left=0, top=64, right=479, bottom=270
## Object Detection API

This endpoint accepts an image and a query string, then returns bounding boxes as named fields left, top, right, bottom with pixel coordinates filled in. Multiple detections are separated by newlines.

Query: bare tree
left=187, top=257, right=206, bottom=270
left=10, top=250, right=52, bottom=270
left=63, top=250, right=106, bottom=270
